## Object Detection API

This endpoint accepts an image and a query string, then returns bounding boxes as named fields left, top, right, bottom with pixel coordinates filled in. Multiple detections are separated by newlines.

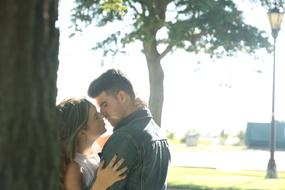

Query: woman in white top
left=56, top=98, right=127, bottom=190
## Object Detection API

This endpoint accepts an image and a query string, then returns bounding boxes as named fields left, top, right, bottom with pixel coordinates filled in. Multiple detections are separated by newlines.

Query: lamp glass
left=267, top=7, right=284, bottom=30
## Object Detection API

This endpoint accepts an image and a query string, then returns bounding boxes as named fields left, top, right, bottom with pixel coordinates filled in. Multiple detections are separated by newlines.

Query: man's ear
left=116, top=91, right=128, bottom=103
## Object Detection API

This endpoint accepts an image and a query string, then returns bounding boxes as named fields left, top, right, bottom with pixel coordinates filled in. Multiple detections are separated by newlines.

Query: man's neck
left=124, top=105, right=138, bottom=118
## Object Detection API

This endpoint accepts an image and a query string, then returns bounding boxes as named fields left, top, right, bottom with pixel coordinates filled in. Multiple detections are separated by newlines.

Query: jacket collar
left=114, top=108, right=152, bottom=131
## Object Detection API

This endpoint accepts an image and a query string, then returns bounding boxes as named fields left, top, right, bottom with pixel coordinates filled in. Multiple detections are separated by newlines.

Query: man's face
left=94, top=91, right=125, bottom=127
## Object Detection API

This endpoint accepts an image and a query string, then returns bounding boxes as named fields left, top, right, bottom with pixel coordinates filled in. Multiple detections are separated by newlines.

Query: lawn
left=168, top=166, right=285, bottom=190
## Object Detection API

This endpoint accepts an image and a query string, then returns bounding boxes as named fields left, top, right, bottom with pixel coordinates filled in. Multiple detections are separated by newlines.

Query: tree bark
left=0, top=0, right=59, bottom=189
left=143, top=41, right=164, bottom=127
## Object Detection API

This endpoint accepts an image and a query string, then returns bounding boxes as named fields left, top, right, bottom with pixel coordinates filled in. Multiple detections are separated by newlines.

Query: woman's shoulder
left=66, top=161, right=81, bottom=173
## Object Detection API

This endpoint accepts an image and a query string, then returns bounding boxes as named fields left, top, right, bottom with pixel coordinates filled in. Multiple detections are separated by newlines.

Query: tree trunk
left=0, top=0, right=59, bottom=189
left=143, top=41, right=164, bottom=127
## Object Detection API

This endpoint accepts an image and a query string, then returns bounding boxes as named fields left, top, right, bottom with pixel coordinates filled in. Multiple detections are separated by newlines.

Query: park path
left=170, top=144, right=285, bottom=171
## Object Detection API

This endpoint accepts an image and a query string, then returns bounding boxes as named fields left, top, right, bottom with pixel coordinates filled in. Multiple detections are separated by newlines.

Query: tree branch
left=159, top=44, right=173, bottom=60
left=126, top=1, right=140, bottom=15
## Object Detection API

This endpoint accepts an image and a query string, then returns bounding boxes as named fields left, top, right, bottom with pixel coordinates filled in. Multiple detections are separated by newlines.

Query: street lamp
left=266, top=2, right=284, bottom=179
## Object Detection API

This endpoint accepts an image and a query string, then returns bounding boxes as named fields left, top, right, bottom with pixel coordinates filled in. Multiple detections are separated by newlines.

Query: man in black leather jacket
left=88, top=69, right=171, bottom=190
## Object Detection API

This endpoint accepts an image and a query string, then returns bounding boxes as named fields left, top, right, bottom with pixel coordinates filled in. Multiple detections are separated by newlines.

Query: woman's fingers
left=92, top=155, right=127, bottom=190
left=116, top=166, right=128, bottom=175
left=106, top=154, right=118, bottom=169
left=112, top=158, right=125, bottom=170
left=104, top=155, right=128, bottom=174
left=116, top=174, right=127, bottom=181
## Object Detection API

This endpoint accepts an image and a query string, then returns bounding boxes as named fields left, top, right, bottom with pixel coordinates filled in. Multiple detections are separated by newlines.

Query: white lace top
left=74, top=152, right=100, bottom=188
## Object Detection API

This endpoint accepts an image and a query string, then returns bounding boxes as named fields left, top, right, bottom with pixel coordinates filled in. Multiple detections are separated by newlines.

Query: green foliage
left=71, top=0, right=273, bottom=58
left=166, top=131, right=175, bottom=140
left=71, top=0, right=126, bottom=31
left=100, top=0, right=127, bottom=16
left=236, top=130, right=245, bottom=146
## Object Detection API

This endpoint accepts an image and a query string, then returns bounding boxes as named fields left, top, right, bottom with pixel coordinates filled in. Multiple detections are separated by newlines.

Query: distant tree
left=71, top=0, right=273, bottom=126
left=0, top=0, right=59, bottom=189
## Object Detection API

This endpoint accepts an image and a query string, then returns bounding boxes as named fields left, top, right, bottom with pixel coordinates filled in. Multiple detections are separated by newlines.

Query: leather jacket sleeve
left=100, top=131, right=138, bottom=190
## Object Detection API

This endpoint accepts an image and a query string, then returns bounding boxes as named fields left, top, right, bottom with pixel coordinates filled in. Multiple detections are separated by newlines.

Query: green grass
left=168, top=166, right=285, bottom=190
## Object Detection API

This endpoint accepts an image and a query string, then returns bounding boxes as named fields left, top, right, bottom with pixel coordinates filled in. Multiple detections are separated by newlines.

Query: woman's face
left=85, top=104, right=106, bottom=139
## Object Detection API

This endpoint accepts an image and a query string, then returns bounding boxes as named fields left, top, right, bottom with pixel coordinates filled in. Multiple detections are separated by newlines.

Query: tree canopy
left=71, top=0, right=274, bottom=126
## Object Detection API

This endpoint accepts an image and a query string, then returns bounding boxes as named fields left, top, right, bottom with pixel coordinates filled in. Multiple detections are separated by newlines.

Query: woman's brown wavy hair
left=56, top=98, right=92, bottom=189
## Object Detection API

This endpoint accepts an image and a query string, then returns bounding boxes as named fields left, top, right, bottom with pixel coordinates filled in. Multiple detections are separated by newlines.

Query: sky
left=56, top=1, right=285, bottom=137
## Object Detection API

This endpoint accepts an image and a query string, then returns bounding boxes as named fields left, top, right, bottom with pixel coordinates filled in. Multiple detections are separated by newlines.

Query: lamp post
left=266, top=2, right=284, bottom=179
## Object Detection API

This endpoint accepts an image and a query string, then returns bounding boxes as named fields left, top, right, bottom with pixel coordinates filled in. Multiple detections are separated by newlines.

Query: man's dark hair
left=88, top=69, right=135, bottom=99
